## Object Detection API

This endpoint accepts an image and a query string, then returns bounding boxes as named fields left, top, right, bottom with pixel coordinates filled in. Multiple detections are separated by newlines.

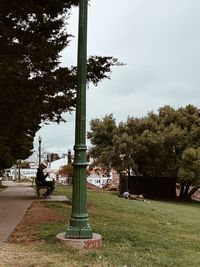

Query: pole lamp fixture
left=38, top=135, right=42, bottom=165
left=66, top=0, right=93, bottom=239
left=67, top=148, right=72, bottom=164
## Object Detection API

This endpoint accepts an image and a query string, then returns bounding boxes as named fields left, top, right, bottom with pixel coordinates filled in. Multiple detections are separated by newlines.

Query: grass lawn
left=1, top=184, right=200, bottom=267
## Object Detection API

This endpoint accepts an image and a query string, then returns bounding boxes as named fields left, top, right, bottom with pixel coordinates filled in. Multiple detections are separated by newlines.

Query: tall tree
left=88, top=105, right=200, bottom=199
left=0, top=1, right=119, bottom=169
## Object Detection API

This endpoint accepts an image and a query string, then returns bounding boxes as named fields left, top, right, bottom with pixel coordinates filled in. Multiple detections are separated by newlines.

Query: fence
left=120, top=175, right=177, bottom=199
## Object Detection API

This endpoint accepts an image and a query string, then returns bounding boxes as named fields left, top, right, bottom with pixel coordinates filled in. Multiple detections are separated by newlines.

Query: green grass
left=29, top=185, right=200, bottom=267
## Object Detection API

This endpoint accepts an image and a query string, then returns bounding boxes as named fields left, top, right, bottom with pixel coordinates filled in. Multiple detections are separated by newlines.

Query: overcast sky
left=33, top=0, right=200, bottom=155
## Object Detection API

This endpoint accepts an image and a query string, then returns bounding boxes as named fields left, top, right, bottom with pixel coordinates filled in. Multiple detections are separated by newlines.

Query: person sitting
left=36, top=162, right=55, bottom=199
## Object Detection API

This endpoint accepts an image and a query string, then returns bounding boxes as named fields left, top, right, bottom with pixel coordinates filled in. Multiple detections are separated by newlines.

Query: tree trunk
left=179, top=183, right=195, bottom=200
left=179, top=183, right=185, bottom=199
left=188, top=187, right=200, bottom=199
left=118, top=173, right=124, bottom=196
left=183, top=184, right=190, bottom=199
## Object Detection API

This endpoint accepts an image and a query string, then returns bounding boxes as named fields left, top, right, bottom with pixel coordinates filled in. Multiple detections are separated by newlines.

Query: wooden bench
left=34, top=177, right=48, bottom=198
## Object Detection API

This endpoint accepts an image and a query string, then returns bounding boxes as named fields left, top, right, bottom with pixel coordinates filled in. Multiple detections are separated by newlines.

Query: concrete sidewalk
left=0, top=183, right=35, bottom=245
left=0, top=181, right=68, bottom=245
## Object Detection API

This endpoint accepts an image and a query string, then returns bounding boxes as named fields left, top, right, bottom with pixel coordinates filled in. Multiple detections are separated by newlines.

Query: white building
left=45, top=156, right=69, bottom=182
left=8, top=168, right=37, bottom=180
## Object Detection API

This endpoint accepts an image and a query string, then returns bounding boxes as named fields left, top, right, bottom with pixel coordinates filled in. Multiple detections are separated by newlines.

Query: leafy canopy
left=88, top=105, right=200, bottom=198
left=0, top=0, right=120, bottom=169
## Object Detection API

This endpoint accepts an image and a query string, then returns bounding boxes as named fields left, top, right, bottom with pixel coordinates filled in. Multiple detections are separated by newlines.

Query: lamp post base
left=65, top=225, right=93, bottom=239
left=56, top=232, right=102, bottom=249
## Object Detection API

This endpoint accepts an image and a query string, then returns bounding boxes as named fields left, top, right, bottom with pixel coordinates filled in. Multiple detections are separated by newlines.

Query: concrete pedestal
left=56, top=232, right=102, bottom=249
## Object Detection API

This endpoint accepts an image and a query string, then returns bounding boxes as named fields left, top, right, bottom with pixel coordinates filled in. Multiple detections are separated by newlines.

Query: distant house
left=7, top=168, right=37, bottom=180
left=47, top=156, right=69, bottom=180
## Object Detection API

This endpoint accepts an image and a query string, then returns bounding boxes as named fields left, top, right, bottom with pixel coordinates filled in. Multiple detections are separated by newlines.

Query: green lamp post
left=38, top=135, right=42, bottom=165
left=66, top=0, right=92, bottom=239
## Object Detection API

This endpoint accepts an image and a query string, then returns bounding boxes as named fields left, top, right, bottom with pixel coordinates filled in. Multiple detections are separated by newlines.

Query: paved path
left=0, top=181, right=68, bottom=245
left=0, top=183, right=35, bottom=245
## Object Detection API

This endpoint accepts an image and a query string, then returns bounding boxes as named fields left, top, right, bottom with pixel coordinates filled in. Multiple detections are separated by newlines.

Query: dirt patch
left=9, top=201, right=65, bottom=245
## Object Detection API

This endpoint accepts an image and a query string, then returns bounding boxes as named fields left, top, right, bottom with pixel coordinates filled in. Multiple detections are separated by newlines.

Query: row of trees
left=88, top=105, right=200, bottom=199
left=0, top=1, right=119, bottom=170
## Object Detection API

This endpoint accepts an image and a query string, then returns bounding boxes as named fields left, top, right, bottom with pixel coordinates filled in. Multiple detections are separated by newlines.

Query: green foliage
left=178, top=147, right=200, bottom=198
left=88, top=105, right=200, bottom=198
left=19, top=160, right=30, bottom=169
left=87, top=114, right=117, bottom=171
left=0, top=1, right=119, bottom=170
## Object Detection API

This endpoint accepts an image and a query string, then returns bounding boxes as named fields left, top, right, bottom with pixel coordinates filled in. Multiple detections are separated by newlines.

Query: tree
left=87, top=114, right=117, bottom=172
left=20, top=161, right=30, bottom=169
left=178, top=148, right=200, bottom=199
left=88, top=105, right=200, bottom=199
left=58, top=164, right=74, bottom=178
left=0, top=1, right=120, bottom=169
left=112, top=121, right=137, bottom=176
